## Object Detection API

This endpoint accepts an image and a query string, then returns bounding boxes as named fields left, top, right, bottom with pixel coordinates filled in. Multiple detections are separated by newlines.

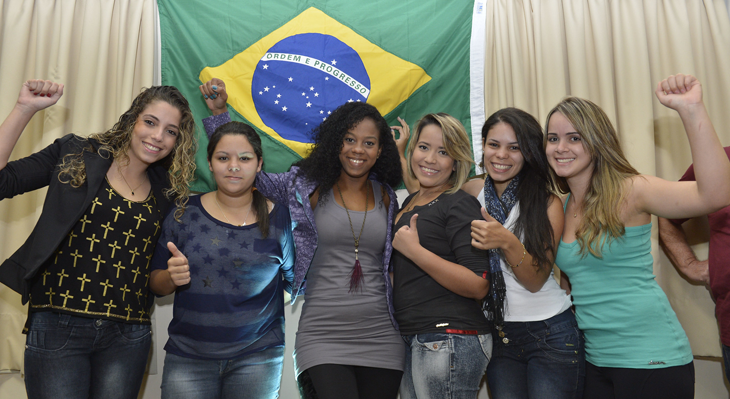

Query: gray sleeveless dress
left=293, top=181, right=405, bottom=376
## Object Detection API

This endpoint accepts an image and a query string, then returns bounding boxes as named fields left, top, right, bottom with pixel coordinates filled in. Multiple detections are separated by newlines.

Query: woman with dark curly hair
left=0, top=79, right=197, bottom=399
left=201, top=78, right=405, bottom=399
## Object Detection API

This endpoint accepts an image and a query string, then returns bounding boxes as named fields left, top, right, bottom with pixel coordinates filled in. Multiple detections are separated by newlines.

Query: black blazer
left=0, top=134, right=171, bottom=303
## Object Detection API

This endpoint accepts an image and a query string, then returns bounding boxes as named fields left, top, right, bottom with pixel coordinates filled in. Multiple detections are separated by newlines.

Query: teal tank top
left=555, top=195, right=692, bottom=368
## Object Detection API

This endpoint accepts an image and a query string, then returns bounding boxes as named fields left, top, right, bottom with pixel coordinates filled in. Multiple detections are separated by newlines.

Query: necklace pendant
left=355, top=248, right=359, bottom=260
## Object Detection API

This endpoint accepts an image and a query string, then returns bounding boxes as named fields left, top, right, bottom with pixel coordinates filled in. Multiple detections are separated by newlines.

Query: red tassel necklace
left=336, top=181, right=369, bottom=292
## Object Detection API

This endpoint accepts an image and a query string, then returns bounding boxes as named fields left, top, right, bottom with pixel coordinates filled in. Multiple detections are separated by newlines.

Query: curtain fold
left=484, top=0, right=730, bottom=357
left=0, top=0, right=155, bottom=372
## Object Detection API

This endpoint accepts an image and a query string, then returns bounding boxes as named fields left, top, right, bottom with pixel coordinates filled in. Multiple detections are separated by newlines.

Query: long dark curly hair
left=294, top=102, right=402, bottom=196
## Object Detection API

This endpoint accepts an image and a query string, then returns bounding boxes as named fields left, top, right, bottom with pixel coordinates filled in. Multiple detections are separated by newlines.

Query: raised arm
left=391, top=117, right=418, bottom=193
left=0, top=80, right=63, bottom=170
left=635, top=74, right=730, bottom=219
left=658, top=216, right=710, bottom=286
left=200, top=78, right=232, bottom=138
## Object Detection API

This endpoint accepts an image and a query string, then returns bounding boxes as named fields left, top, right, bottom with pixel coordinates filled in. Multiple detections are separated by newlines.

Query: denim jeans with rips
left=400, top=332, right=492, bottom=399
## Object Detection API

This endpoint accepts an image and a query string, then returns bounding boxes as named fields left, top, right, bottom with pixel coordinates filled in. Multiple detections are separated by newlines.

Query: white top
left=478, top=191, right=572, bottom=322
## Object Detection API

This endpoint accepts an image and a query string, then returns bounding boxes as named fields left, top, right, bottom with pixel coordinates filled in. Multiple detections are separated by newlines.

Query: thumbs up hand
left=167, top=242, right=191, bottom=286
left=393, top=214, right=421, bottom=260
left=471, top=207, right=508, bottom=250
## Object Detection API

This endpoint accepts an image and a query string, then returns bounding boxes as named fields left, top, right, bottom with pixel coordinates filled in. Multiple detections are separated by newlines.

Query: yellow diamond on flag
left=200, top=7, right=431, bottom=157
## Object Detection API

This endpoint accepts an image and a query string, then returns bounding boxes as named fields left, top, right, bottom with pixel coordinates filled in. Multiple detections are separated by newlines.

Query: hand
left=390, top=117, right=410, bottom=156
left=166, top=242, right=191, bottom=286
left=199, top=78, right=228, bottom=115
left=17, top=80, right=64, bottom=113
left=685, top=259, right=710, bottom=287
left=655, top=74, right=702, bottom=110
left=471, top=207, right=507, bottom=250
left=392, top=214, right=421, bottom=259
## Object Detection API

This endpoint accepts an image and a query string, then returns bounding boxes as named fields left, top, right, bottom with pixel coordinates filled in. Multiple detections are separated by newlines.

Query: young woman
left=0, top=80, right=197, bottom=399
left=391, top=113, right=491, bottom=399
left=200, top=79, right=405, bottom=399
left=150, top=121, right=294, bottom=399
left=546, top=74, right=730, bottom=398
left=463, top=108, right=583, bottom=398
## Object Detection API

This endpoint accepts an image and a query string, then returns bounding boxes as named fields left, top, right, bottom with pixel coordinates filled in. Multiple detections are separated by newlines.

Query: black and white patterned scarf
left=482, top=174, right=520, bottom=326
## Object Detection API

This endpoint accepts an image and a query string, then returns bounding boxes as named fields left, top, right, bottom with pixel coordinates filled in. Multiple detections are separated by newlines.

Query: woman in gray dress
left=200, top=78, right=405, bottom=399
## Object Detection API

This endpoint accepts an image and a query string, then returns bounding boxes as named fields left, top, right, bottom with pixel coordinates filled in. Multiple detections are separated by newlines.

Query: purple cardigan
left=203, top=113, right=400, bottom=329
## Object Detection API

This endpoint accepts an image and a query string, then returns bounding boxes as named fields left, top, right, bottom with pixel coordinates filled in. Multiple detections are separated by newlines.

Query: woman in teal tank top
left=544, top=74, right=730, bottom=398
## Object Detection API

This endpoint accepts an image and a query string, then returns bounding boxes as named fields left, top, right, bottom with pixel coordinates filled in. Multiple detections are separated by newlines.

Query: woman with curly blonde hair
left=0, top=79, right=196, bottom=399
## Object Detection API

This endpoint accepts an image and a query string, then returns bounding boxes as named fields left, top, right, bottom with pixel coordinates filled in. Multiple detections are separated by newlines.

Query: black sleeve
left=444, top=193, right=489, bottom=278
left=0, top=134, right=77, bottom=200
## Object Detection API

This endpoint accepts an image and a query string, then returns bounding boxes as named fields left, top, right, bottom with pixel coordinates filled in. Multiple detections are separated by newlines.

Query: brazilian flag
left=159, top=0, right=477, bottom=192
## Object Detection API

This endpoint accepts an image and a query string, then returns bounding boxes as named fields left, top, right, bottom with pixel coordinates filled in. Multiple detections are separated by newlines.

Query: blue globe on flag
left=252, top=33, right=371, bottom=143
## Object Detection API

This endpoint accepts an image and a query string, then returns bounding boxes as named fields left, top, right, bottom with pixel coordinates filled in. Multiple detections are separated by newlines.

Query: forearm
left=0, top=104, right=37, bottom=169
left=501, top=235, right=549, bottom=293
left=658, top=217, right=700, bottom=275
left=149, top=269, right=177, bottom=296
left=400, top=156, right=418, bottom=194
left=678, top=104, right=730, bottom=209
left=407, top=246, right=489, bottom=300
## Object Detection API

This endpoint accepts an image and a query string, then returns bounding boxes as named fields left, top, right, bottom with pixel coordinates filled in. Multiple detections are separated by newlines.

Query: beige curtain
left=483, top=0, right=730, bottom=357
left=0, top=0, right=155, bottom=372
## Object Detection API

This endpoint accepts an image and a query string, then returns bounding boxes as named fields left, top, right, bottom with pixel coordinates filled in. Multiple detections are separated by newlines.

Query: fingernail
left=34, top=93, right=38, bottom=96
left=211, top=94, right=217, bottom=99
left=204, top=95, right=208, bottom=99
left=39, top=93, right=45, bottom=97
left=212, top=85, right=217, bottom=91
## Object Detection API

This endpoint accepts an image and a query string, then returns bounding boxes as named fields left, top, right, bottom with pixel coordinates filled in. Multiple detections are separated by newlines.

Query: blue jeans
left=486, top=309, right=585, bottom=399
left=161, top=346, right=285, bottom=399
left=24, top=311, right=151, bottom=399
left=400, top=332, right=492, bottom=399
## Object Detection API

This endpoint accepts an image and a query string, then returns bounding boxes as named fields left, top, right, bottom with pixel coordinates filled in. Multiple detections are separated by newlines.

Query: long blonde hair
left=545, top=97, right=639, bottom=257
left=406, top=113, right=474, bottom=194
left=58, top=86, right=197, bottom=220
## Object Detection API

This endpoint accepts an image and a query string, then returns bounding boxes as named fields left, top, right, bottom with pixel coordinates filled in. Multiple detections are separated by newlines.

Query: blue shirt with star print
left=151, top=194, right=294, bottom=360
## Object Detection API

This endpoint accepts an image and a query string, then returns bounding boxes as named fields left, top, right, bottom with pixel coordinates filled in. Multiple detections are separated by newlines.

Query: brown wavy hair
left=57, top=86, right=197, bottom=220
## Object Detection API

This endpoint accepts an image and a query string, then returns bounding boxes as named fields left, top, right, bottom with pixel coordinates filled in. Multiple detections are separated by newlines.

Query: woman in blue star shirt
left=150, top=121, right=294, bottom=399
